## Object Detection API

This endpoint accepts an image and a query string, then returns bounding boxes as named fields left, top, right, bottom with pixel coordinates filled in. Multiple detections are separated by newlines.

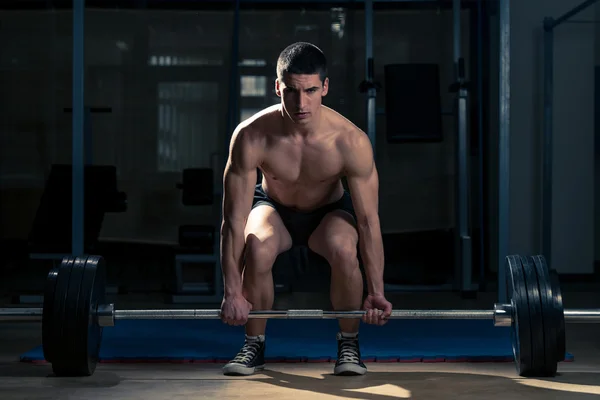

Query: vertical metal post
left=453, top=0, right=473, bottom=294
left=84, top=107, right=92, bottom=164
left=224, top=0, right=240, bottom=188
left=541, top=18, right=554, bottom=267
left=456, top=92, right=471, bottom=293
left=453, top=0, right=461, bottom=61
left=498, top=0, right=511, bottom=302
left=227, top=0, right=240, bottom=139
left=219, top=0, right=241, bottom=299
left=72, top=0, right=85, bottom=257
left=365, top=0, right=376, bottom=154
left=476, top=0, right=485, bottom=287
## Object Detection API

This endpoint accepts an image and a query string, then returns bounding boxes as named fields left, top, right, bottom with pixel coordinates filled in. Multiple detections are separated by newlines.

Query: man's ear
left=322, top=77, right=329, bottom=97
left=275, top=79, right=282, bottom=97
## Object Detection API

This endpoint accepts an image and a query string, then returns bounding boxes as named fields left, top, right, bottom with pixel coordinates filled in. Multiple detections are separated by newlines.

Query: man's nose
left=297, top=92, right=309, bottom=109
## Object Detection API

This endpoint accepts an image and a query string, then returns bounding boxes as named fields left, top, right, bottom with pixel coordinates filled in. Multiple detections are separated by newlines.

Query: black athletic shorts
left=251, top=183, right=357, bottom=246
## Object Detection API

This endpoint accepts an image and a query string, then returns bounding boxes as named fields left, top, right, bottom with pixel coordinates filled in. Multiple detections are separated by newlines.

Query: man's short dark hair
left=276, top=42, right=328, bottom=83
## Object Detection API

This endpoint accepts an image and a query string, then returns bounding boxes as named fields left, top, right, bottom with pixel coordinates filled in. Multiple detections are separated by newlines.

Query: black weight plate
left=53, top=255, right=106, bottom=376
left=50, top=257, right=75, bottom=374
left=57, top=256, right=88, bottom=376
left=532, top=255, right=558, bottom=376
left=83, top=255, right=106, bottom=374
left=73, top=256, right=93, bottom=375
left=51, top=257, right=82, bottom=376
left=42, top=262, right=63, bottom=363
left=72, top=255, right=104, bottom=376
left=505, top=255, right=533, bottom=376
left=520, top=255, right=548, bottom=377
left=549, top=269, right=566, bottom=362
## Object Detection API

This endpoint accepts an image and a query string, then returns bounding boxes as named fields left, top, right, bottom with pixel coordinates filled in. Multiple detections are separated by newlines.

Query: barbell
left=1, top=254, right=598, bottom=378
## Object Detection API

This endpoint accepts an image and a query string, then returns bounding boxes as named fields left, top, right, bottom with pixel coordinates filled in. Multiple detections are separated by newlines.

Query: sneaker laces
left=338, top=337, right=360, bottom=363
left=232, top=339, right=262, bottom=364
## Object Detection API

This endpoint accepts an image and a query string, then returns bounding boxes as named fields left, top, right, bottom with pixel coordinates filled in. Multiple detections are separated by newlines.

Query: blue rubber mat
left=20, top=319, right=574, bottom=363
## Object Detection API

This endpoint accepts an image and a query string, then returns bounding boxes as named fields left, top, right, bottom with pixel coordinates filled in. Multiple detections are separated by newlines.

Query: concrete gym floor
left=1, top=289, right=600, bottom=399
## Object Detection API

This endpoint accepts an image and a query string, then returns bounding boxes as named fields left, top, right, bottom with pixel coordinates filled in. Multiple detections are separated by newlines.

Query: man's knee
left=325, top=237, right=359, bottom=272
left=244, top=234, right=279, bottom=275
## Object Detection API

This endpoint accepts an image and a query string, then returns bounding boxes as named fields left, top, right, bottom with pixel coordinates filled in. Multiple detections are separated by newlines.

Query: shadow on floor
left=1, top=361, right=600, bottom=398
left=253, top=370, right=600, bottom=399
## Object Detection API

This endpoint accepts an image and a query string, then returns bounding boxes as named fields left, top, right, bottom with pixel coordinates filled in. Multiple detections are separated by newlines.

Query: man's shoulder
left=323, top=108, right=369, bottom=151
left=239, top=104, right=281, bottom=130
left=232, top=105, right=281, bottom=144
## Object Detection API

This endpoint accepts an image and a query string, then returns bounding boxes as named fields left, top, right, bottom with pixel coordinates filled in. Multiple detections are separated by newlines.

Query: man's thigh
left=278, top=210, right=358, bottom=290
left=307, top=210, right=358, bottom=260
left=244, top=204, right=293, bottom=255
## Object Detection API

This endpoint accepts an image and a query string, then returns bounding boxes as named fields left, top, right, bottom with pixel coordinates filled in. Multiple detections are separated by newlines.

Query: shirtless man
left=219, top=42, right=392, bottom=377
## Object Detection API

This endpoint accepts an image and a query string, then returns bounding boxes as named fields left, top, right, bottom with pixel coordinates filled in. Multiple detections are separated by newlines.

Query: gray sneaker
left=223, top=335, right=266, bottom=376
left=333, top=332, right=367, bottom=376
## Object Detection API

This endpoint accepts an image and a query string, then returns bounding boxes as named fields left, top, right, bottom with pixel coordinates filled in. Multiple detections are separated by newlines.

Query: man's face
left=275, top=73, right=329, bottom=123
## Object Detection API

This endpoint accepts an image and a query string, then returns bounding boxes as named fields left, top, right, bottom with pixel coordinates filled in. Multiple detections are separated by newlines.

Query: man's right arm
left=220, top=128, right=260, bottom=298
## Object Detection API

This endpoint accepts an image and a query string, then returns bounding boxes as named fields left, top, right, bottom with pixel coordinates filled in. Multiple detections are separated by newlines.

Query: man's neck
left=282, top=108, right=322, bottom=138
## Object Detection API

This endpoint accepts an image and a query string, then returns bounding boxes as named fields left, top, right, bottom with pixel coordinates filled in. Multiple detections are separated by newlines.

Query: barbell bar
left=0, top=253, right=592, bottom=379
left=2, top=305, right=600, bottom=325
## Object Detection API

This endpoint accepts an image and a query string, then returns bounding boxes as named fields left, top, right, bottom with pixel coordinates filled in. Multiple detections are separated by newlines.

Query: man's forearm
left=357, top=217, right=385, bottom=295
left=220, top=220, right=246, bottom=297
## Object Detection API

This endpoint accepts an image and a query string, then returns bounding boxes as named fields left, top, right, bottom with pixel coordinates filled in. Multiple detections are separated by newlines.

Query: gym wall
left=0, top=6, right=468, bottom=243
left=486, top=0, right=596, bottom=274
left=0, top=9, right=235, bottom=243
left=1, top=1, right=598, bottom=277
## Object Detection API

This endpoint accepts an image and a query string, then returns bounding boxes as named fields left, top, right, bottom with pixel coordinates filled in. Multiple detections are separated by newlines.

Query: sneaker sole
left=334, top=363, right=367, bottom=376
left=223, top=363, right=265, bottom=376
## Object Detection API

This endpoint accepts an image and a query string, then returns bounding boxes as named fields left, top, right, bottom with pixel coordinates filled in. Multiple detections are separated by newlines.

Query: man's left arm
left=343, top=130, right=385, bottom=296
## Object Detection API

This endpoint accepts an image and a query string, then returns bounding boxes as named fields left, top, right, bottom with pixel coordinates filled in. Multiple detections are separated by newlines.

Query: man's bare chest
left=260, top=141, right=343, bottom=184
